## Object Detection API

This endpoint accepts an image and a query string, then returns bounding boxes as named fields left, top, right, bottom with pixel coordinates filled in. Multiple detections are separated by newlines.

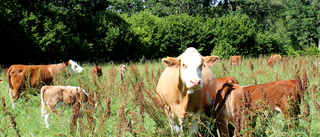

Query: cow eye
left=182, top=63, right=187, bottom=69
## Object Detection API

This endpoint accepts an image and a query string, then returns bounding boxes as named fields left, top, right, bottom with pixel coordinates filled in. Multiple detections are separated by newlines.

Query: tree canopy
left=0, top=0, right=319, bottom=65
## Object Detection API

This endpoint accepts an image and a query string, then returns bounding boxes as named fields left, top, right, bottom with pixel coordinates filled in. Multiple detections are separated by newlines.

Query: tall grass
left=0, top=56, right=319, bottom=136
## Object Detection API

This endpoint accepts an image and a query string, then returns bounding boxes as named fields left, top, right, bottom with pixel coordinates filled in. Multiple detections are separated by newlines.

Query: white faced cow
left=156, top=47, right=219, bottom=136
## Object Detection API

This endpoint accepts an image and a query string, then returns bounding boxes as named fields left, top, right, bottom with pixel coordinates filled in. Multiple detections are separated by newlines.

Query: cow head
left=67, top=60, right=85, bottom=73
left=162, top=47, right=219, bottom=94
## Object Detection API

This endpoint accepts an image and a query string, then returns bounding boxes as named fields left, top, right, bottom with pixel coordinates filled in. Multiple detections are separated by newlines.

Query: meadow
left=0, top=56, right=320, bottom=137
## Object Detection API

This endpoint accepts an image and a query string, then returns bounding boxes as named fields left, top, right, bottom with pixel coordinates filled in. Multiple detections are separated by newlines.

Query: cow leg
left=189, top=111, right=201, bottom=136
left=217, top=113, right=229, bottom=137
left=168, top=117, right=183, bottom=136
left=9, top=88, right=17, bottom=109
left=44, top=113, right=50, bottom=128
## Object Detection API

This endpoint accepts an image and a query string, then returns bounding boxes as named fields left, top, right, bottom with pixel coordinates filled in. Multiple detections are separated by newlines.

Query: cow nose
left=190, top=79, right=201, bottom=86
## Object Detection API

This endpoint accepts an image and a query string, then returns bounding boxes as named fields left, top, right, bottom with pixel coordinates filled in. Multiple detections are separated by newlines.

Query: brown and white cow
left=156, top=47, right=219, bottom=136
left=242, top=79, right=301, bottom=121
left=230, top=55, right=242, bottom=66
left=40, top=85, right=88, bottom=128
left=7, top=60, right=84, bottom=108
left=215, top=79, right=301, bottom=137
left=91, top=65, right=103, bottom=78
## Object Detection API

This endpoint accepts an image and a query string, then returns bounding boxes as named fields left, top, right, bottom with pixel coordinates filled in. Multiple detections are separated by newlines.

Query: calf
left=156, top=47, right=220, bottom=136
left=91, top=66, right=103, bottom=78
left=41, top=85, right=88, bottom=128
left=7, top=60, right=84, bottom=108
left=230, top=55, right=242, bottom=66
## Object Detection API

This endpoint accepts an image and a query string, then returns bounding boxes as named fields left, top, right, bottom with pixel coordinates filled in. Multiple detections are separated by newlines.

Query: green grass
left=0, top=56, right=320, bottom=136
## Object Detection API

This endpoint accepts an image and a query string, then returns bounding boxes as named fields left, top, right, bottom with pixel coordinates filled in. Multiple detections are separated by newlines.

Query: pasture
left=0, top=56, right=320, bottom=136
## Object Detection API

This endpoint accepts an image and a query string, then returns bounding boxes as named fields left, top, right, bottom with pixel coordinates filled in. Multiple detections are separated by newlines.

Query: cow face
left=68, top=60, right=85, bottom=73
left=162, top=47, right=219, bottom=94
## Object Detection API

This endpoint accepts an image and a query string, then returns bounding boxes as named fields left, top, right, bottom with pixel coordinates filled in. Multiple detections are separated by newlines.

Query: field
left=1, top=56, right=320, bottom=136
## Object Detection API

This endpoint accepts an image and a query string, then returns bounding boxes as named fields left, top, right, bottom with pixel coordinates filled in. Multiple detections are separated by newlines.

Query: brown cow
left=242, top=79, right=301, bottom=121
left=230, top=55, right=242, bottom=66
left=156, top=47, right=219, bottom=136
left=7, top=60, right=84, bottom=109
left=40, top=85, right=88, bottom=128
left=267, top=54, right=282, bottom=67
left=91, top=65, right=103, bottom=78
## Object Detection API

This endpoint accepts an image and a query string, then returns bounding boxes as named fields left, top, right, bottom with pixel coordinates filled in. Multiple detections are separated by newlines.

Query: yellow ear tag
left=167, top=56, right=170, bottom=58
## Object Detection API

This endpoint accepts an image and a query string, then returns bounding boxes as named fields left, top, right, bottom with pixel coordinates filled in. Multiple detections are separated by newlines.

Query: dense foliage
left=0, top=0, right=319, bottom=65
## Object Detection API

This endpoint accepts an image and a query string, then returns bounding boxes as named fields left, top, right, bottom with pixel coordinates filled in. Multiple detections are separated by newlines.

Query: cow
left=267, top=54, right=282, bottom=67
left=241, top=80, right=301, bottom=122
left=230, top=55, right=242, bottom=66
left=40, top=85, right=88, bottom=128
left=156, top=47, right=220, bottom=136
left=7, top=60, right=84, bottom=109
left=216, top=76, right=239, bottom=90
left=214, top=79, right=302, bottom=137
left=118, top=64, right=126, bottom=79
left=270, top=54, right=282, bottom=62
left=0, top=78, right=2, bottom=84
left=90, top=66, right=103, bottom=78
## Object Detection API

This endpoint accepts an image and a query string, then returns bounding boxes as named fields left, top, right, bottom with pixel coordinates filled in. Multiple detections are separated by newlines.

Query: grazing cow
left=230, top=55, right=242, bottom=66
left=242, top=80, right=301, bottom=126
left=7, top=60, right=84, bottom=108
left=91, top=66, right=103, bottom=78
left=216, top=76, right=239, bottom=90
left=118, top=64, right=126, bottom=79
left=0, top=78, right=2, bottom=84
left=40, top=85, right=88, bottom=128
left=156, top=47, right=220, bottom=136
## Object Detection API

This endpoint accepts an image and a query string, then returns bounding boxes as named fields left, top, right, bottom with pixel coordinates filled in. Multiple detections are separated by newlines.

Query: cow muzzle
left=188, top=79, right=202, bottom=90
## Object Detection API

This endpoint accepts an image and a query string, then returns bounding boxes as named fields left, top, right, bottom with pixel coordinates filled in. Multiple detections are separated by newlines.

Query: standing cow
left=156, top=47, right=219, bottom=136
left=7, top=60, right=84, bottom=108
left=91, top=65, right=103, bottom=78
left=230, top=55, right=242, bottom=66
left=41, top=85, right=88, bottom=128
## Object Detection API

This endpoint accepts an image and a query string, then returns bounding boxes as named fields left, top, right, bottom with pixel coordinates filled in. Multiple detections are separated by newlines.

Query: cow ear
left=162, top=57, right=180, bottom=67
left=203, top=56, right=220, bottom=67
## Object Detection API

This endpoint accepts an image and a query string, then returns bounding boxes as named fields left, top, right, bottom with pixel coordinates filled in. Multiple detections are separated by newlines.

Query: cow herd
left=1, top=48, right=302, bottom=136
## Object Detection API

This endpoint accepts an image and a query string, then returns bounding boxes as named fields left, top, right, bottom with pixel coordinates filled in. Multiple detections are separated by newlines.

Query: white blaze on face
left=180, top=48, right=203, bottom=92
left=68, top=60, right=85, bottom=73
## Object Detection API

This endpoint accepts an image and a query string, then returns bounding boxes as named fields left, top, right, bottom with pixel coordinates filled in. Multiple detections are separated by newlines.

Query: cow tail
left=213, top=82, right=233, bottom=117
